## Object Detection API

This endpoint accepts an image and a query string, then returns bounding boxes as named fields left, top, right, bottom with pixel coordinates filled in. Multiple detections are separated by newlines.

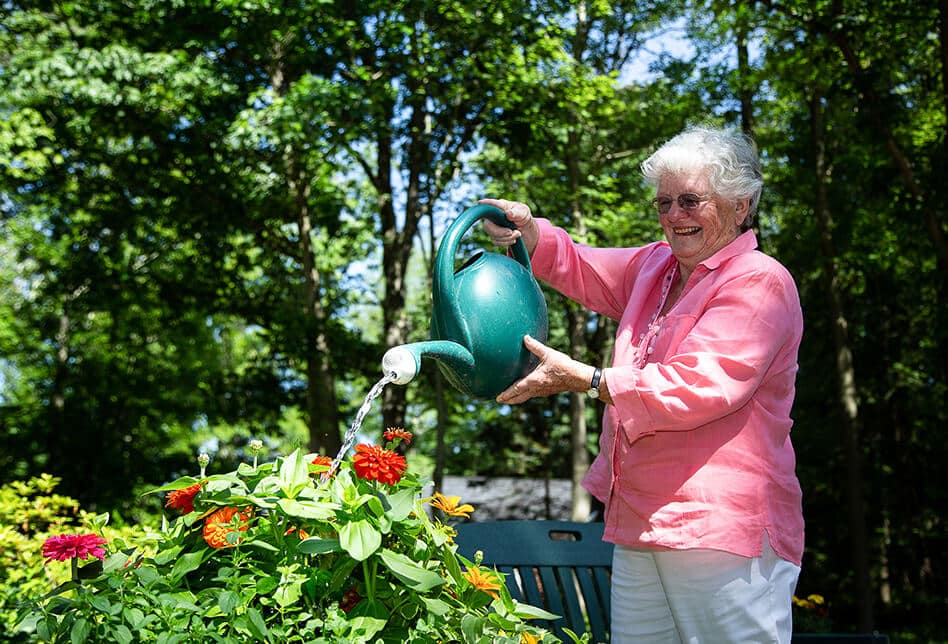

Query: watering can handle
left=439, top=203, right=533, bottom=272
left=432, top=203, right=535, bottom=352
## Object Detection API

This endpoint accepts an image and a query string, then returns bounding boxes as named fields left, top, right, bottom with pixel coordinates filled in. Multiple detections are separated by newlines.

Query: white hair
left=641, top=125, right=763, bottom=231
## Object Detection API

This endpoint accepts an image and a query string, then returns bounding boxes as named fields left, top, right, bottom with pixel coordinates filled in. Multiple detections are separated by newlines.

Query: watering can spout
left=382, top=341, right=476, bottom=386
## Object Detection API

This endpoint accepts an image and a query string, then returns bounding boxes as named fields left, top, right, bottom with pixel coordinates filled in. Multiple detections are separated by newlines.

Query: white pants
left=610, top=535, right=800, bottom=644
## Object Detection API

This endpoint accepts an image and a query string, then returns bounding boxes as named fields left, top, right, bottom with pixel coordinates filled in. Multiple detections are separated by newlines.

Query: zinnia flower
left=284, top=526, right=310, bottom=540
left=383, top=427, right=412, bottom=445
left=429, top=493, right=475, bottom=518
left=521, top=633, right=540, bottom=644
left=42, top=533, right=107, bottom=563
left=463, top=565, right=502, bottom=599
left=351, top=443, right=407, bottom=485
left=339, top=586, right=361, bottom=614
left=164, top=482, right=203, bottom=514
left=203, top=507, right=251, bottom=549
left=311, top=455, right=333, bottom=468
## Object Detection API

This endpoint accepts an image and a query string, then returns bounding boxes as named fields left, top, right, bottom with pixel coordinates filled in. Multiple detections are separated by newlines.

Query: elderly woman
left=480, top=125, right=804, bottom=643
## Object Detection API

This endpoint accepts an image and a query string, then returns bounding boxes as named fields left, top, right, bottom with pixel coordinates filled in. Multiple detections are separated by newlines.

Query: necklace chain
left=632, top=264, right=678, bottom=368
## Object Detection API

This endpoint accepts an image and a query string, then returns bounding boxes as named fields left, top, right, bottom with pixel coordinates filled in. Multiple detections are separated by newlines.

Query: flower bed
left=18, top=429, right=572, bottom=643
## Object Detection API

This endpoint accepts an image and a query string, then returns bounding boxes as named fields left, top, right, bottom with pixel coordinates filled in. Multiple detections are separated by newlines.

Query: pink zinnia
left=42, top=533, right=107, bottom=563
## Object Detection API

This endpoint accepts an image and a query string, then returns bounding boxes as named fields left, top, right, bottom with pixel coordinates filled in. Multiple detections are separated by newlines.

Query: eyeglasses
left=650, top=193, right=711, bottom=214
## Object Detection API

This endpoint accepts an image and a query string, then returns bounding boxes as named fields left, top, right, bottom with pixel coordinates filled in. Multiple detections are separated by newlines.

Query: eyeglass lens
left=653, top=193, right=706, bottom=214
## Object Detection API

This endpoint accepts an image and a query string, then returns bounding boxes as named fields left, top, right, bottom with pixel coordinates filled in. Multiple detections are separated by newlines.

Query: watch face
left=586, top=388, right=600, bottom=399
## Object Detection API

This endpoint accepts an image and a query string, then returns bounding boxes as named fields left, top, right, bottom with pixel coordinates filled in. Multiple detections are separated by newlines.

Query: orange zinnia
left=284, top=526, right=310, bottom=540
left=382, top=427, right=413, bottom=445
left=165, top=482, right=203, bottom=514
left=351, top=443, right=407, bottom=485
left=463, top=565, right=502, bottom=599
left=429, top=493, right=475, bottom=518
left=203, top=507, right=251, bottom=549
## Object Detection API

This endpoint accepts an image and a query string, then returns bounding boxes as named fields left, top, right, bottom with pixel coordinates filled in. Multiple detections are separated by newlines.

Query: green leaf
left=461, top=613, right=485, bottom=643
left=420, top=597, right=451, bottom=617
left=378, top=549, right=445, bottom=592
left=246, top=607, right=270, bottom=640
left=256, top=576, right=279, bottom=595
left=339, top=520, right=381, bottom=561
left=133, top=565, right=160, bottom=587
left=153, top=545, right=184, bottom=566
left=102, top=551, right=131, bottom=573
left=218, top=590, right=240, bottom=614
left=144, top=477, right=202, bottom=495
left=112, top=625, right=134, bottom=644
left=383, top=488, right=415, bottom=522
left=169, top=548, right=208, bottom=582
left=511, top=600, right=561, bottom=621
left=297, top=537, right=342, bottom=555
left=274, top=577, right=303, bottom=608
left=70, top=617, right=91, bottom=644
left=90, top=595, right=112, bottom=613
left=442, top=547, right=464, bottom=585
left=278, top=449, right=310, bottom=499
left=123, top=607, right=145, bottom=629
left=347, top=600, right=389, bottom=640
left=277, top=497, right=337, bottom=520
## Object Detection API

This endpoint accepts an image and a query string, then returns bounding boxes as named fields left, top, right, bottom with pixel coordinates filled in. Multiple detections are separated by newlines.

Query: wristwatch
left=586, top=367, right=602, bottom=399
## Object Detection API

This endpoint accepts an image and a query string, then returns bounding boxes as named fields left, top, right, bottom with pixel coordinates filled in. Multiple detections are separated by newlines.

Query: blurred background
left=1, top=1, right=945, bottom=641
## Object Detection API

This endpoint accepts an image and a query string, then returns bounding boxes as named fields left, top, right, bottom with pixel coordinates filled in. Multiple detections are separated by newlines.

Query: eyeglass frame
left=650, top=193, right=712, bottom=215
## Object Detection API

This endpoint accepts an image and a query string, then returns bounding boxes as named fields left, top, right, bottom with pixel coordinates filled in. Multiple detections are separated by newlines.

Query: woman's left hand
left=496, top=335, right=590, bottom=404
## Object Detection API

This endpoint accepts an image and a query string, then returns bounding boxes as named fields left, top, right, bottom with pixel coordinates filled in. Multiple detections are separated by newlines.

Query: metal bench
left=453, top=520, right=614, bottom=642
left=453, top=520, right=889, bottom=644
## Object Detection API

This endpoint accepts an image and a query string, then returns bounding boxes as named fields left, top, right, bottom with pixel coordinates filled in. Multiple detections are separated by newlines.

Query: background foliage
left=1, top=0, right=945, bottom=640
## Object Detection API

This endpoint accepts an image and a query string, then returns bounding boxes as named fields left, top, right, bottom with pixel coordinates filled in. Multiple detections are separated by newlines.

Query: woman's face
left=656, top=170, right=745, bottom=274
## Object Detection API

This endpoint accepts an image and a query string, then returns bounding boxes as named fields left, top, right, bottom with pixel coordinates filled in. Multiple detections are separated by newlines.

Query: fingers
left=478, top=198, right=533, bottom=226
left=496, top=382, right=531, bottom=405
left=522, top=334, right=547, bottom=358
left=483, top=219, right=521, bottom=247
left=495, top=335, right=549, bottom=404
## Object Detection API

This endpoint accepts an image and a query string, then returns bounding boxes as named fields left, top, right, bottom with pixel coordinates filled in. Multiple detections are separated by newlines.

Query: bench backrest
left=454, top=520, right=891, bottom=644
left=453, top=520, right=614, bottom=643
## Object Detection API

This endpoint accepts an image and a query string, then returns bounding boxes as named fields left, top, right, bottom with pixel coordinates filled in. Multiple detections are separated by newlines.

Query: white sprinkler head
left=382, top=346, right=420, bottom=385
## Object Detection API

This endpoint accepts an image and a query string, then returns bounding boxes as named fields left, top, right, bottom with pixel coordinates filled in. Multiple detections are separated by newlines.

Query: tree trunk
left=378, top=124, right=412, bottom=432
left=735, top=0, right=755, bottom=134
left=294, top=166, right=341, bottom=455
left=810, top=93, right=874, bottom=632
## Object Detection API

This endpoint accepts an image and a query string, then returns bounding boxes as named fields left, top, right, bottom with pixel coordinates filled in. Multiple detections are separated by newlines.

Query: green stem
left=71, top=557, right=78, bottom=583
left=363, top=559, right=377, bottom=602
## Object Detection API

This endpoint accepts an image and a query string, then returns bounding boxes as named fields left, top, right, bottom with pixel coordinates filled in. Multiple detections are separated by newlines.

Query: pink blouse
left=530, top=219, right=804, bottom=565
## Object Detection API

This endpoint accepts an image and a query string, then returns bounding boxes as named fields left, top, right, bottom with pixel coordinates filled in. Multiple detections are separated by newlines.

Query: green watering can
left=382, top=204, right=549, bottom=399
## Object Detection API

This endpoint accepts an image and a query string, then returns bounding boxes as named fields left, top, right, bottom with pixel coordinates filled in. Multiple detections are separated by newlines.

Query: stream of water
left=327, top=372, right=395, bottom=476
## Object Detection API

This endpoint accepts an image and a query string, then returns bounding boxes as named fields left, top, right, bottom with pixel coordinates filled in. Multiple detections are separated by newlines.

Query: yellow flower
left=429, top=493, right=475, bottom=518
left=807, top=594, right=825, bottom=605
left=521, top=632, right=541, bottom=644
left=463, top=565, right=502, bottom=599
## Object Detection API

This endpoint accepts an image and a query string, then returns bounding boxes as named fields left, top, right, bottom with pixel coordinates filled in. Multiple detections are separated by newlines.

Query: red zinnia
left=339, top=586, right=361, bottom=613
left=42, top=533, right=107, bottom=563
left=351, top=443, right=407, bottom=485
left=164, top=482, right=203, bottom=514
left=383, top=427, right=413, bottom=445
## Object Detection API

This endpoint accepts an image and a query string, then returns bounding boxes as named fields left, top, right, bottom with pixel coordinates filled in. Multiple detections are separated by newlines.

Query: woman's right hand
left=478, top=198, right=540, bottom=255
